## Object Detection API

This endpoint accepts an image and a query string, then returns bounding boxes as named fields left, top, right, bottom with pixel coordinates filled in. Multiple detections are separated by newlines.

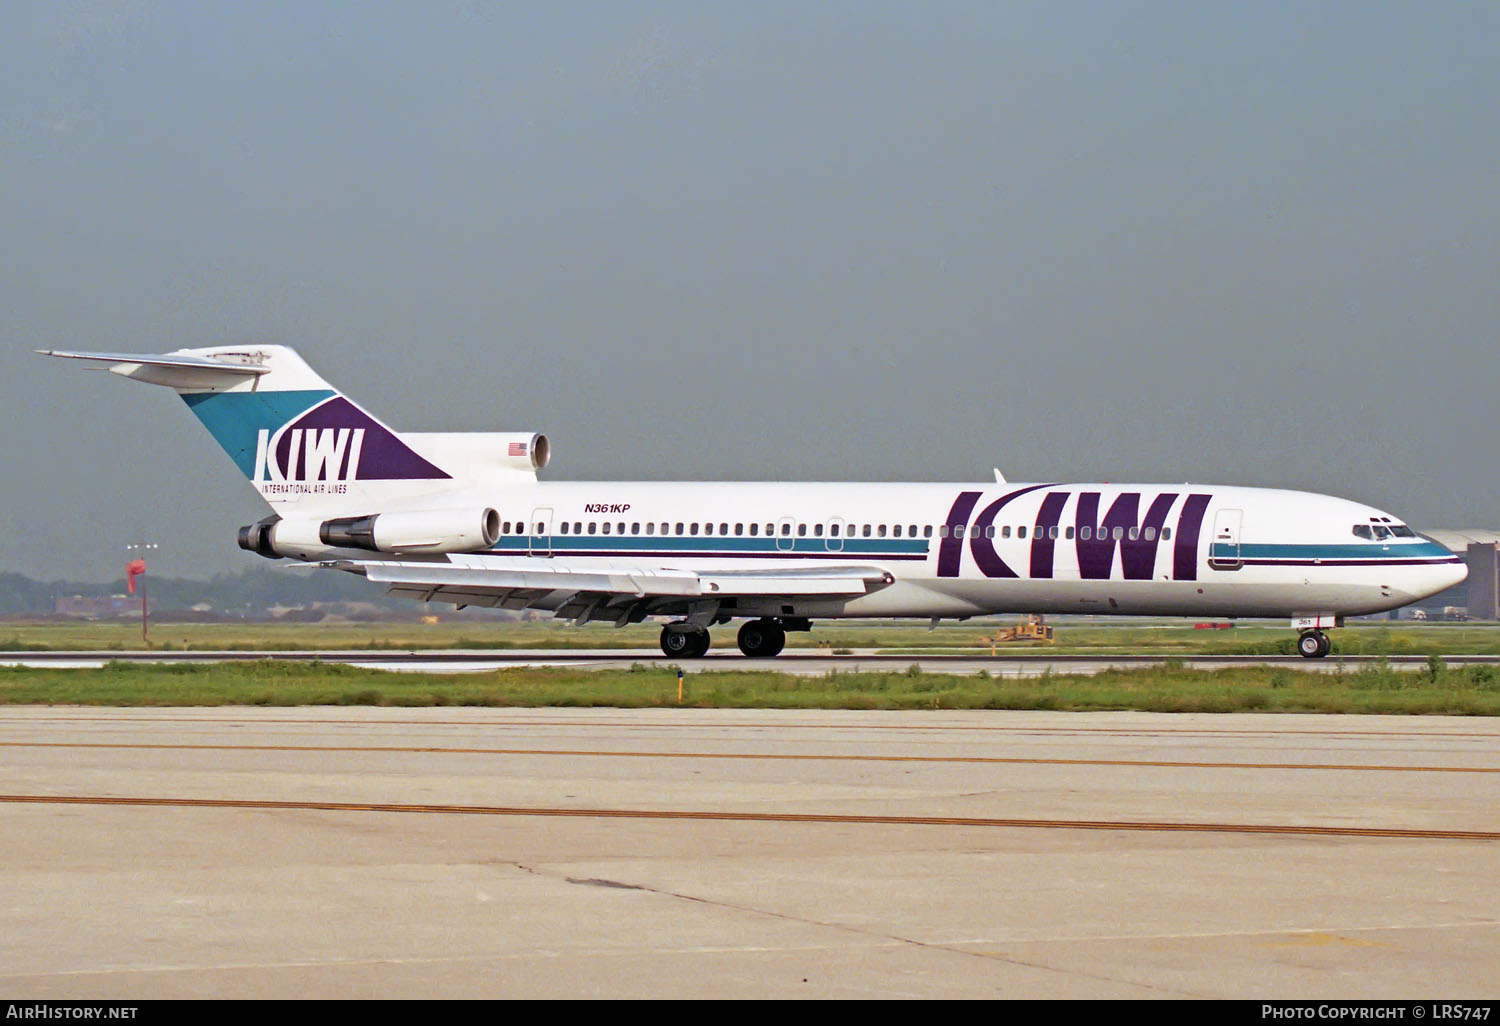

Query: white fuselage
left=400, top=480, right=1466, bottom=622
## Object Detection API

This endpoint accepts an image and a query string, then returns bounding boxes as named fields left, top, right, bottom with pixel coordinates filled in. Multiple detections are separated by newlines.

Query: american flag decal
left=508, top=441, right=528, bottom=457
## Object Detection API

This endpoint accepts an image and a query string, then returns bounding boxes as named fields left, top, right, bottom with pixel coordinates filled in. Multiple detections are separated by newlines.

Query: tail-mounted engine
left=238, top=508, right=501, bottom=560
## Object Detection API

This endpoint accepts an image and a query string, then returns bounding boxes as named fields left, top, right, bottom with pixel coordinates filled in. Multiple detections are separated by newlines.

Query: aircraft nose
left=1440, top=559, right=1469, bottom=592
left=1393, top=555, right=1468, bottom=608
left=1422, top=559, right=1469, bottom=599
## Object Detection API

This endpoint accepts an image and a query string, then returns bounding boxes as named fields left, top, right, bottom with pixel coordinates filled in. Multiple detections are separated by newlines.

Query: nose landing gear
left=1293, top=615, right=1340, bottom=659
left=1297, top=629, right=1332, bottom=659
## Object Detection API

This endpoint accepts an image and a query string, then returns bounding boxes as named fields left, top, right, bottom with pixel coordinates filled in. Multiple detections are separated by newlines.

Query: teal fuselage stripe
left=483, top=537, right=1448, bottom=564
left=487, top=536, right=930, bottom=557
left=1212, top=541, right=1455, bottom=562
left=181, top=390, right=335, bottom=477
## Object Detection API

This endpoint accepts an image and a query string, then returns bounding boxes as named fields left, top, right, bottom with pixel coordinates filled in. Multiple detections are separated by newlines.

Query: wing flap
left=351, top=562, right=705, bottom=598
left=320, top=557, right=895, bottom=614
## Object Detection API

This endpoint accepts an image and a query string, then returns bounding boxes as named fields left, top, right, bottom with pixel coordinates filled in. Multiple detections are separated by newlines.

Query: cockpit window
left=1354, top=522, right=1416, bottom=540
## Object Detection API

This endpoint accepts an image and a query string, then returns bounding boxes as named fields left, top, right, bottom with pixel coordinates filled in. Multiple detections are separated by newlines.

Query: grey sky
left=3, top=1, right=1497, bottom=581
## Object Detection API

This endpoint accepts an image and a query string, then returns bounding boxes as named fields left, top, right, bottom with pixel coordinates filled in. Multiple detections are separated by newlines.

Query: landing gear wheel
left=1298, top=630, right=1330, bottom=659
left=661, top=625, right=711, bottom=659
left=737, top=618, right=787, bottom=658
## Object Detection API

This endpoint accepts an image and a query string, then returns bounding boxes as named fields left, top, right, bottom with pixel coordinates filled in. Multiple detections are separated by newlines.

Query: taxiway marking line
left=1, top=794, right=1495, bottom=841
left=2, top=712, right=1494, bottom=740
left=2, top=740, right=1495, bottom=774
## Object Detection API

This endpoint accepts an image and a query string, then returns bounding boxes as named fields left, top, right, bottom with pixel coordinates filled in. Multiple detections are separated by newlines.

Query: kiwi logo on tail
left=253, top=397, right=449, bottom=482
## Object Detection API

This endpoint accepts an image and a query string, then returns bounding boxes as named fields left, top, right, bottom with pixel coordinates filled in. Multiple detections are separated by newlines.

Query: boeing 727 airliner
left=42, top=345, right=1467, bottom=659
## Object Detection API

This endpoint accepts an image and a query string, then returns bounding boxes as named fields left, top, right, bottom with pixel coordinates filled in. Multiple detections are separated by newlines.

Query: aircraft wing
left=319, top=556, right=895, bottom=626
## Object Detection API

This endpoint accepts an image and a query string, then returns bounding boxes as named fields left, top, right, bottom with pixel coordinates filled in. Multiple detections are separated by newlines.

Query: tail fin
left=43, top=345, right=550, bottom=512
left=41, top=345, right=451, bottom=509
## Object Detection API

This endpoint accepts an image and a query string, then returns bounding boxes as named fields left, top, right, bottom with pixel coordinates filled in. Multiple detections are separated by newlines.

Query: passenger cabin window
left=797, top=524, right=807, bottom=537
left=1018, top=526, right=1026, bottom=539
left=1162, top=527, right=1171, bottom=540
left=601, top=523, right=610, bottom=535
left=781, top=523, right=791, bottom=536
left=923, top=526, right=933, bottom=538
left=830, top=524, right=840, bottom=537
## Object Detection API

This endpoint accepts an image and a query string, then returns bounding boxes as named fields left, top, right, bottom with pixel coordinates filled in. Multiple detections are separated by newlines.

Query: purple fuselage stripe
left=1026, top=492, right=1070, bottom=579
left=937, top=492, right=982, bottom=577
left=964, top=484, right=1057, bottom=579
left=1174, top=494, right=1212, bottom=581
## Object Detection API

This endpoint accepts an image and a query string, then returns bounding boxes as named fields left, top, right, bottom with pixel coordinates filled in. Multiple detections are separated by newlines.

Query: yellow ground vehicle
left=981, top=614, right=1055, bottom=650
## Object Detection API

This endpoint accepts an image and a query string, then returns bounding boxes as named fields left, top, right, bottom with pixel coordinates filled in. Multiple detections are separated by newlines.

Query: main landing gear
left=736, top=618, right=786, bottom=658
left=1297, top=630, right=1332, bottom=659
left=658, top=617, right=797, bottom=658
left=659, top=624, right=710, bottom=659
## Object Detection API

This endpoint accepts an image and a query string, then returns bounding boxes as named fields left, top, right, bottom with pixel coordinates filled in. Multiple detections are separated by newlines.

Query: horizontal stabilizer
left=39, top=348, right=271, bottom=390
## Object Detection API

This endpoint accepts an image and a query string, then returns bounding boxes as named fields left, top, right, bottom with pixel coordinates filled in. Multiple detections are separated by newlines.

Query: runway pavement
left=1, top=706, right=1497, bottom=998
left=5, top=648, right=1499, bottom=674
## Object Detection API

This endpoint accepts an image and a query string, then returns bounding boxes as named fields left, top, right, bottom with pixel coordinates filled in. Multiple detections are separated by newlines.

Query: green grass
left=3, top=660, right=1500, bottom=714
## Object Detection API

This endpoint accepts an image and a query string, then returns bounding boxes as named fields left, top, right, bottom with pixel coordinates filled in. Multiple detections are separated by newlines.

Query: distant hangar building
left=1420, top=530, right=1500, bottom=620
